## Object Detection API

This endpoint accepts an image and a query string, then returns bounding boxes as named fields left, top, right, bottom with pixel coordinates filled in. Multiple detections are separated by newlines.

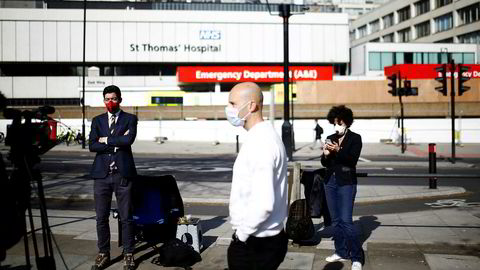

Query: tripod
left=9, top=149, right=55, bottom=269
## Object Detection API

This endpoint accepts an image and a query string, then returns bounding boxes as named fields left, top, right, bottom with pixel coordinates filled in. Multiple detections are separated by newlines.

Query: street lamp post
left=279, top=4, right=293, bottom=160
left=81, top=0, right=87, bottom=149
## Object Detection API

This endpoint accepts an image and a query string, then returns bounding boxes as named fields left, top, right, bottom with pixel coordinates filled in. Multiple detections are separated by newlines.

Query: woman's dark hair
left=103, top=85, right=122, bottom=99
left=326, top=105, right=354, bottom=127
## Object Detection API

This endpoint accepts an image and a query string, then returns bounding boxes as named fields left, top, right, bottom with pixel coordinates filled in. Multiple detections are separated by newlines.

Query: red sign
left=385, top=64, right=480, bottom=79
left=177, top=66, right=333, bottom=83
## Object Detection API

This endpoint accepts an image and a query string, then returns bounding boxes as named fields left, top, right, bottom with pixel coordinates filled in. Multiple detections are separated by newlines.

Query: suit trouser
left=227, top=230, right=288, bottom=270
left=94, top=172, right=134, bottom=253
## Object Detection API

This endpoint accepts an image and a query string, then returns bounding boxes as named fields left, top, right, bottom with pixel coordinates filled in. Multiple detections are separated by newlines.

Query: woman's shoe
left=325, top=253, right=348, bottom=262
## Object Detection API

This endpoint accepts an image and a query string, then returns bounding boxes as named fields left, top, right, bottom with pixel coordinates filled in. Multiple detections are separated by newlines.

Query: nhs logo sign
left=199, top=30, right=221, bottom=40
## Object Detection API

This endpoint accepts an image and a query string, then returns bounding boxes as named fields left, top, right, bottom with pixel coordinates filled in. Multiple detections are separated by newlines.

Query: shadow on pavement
left=0, top=266, right=30, bottom=270
left=323, top=261, right=345, bottom=270
left=356, top=215, right=381, bottom=245
left=200, top=216, right=228, bottom=251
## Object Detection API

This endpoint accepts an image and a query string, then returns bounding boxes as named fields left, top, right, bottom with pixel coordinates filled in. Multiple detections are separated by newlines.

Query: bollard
left=429, top=143, right=437, bottom=189
left=236, top=135, right=239, bottom=153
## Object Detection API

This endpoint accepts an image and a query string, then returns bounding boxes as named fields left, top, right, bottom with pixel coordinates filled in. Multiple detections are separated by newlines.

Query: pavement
left=1, top=141, right=480, bottom=270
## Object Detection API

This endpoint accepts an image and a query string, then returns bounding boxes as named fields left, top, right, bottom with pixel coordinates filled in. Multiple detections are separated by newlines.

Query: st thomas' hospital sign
left=129, top=29, right=222, bottom=54
left=129, top=43, right=221, bottom=54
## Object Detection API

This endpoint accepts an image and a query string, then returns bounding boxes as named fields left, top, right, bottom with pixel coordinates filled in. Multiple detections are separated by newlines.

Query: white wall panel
left=237, top=24, right=252, bottom=63
left=324, top=25, right=336, bottom=63
left=350, top=45, right=365, bottom=75
left=70, top=22, right=83, bottom=61
left=13, top=77, right=46, bottom=98
left=136, top=22, right=149, bottom=62
left=85, top=22, right=97, bottom=61
left=274, top=24, right=283, bottom=63
left=57, top=22, right=71, bottom=61
left=110, top=22, right=123, bottom=62
left=124, top=23, right=136, bottom=62
left=0, top=77, right=13, bottom=98
left=15, top=22, right=29, bottom=61
left=212, top=23, right=227, bottom=62
left=312, top=25, right=324, bottom=62
left=2, top=21, right=16, bottom=61
left=251, top=24, right=263, bottom=62
left=302, top=25, right=313, bottom=62
left=262, top=24, right=276, bottom=63
left=175, top=23, right=189, bottom=62
left=1, top=10, right=350, bottom=64
left=290, top=24, right=301, bottom=63
left=43, top=22, right=57, bottom=61
left=335, top=25, right=349, bottom=62
left=46, top=76, right=78, bottom=98
left=225, top=23, right=239, bottom=63
left=187, top=23, right=201, bottom=63
left=97, top=22, right=111, bottom=62
left=162, top=23, right=175, bottom=62
left=112, top=76, right=145, bottom=87
left=148, top=23, right=162, bottom=62
left=29, top=22, right=43, bottom=61
left=0, top=21, right=2, bottom=61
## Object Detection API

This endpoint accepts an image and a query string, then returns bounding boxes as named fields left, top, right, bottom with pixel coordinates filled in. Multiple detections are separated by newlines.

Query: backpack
left=285, top=199, right=315, bottom=242
left=152, top=238, right=202, bottom=267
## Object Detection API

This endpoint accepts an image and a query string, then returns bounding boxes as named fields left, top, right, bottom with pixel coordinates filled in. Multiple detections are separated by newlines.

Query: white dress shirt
left=229, top=121, right=288, bottom=242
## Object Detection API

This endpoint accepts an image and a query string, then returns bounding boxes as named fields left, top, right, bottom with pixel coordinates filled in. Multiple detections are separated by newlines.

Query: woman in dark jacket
left=321, top=105, right=363, bottom=270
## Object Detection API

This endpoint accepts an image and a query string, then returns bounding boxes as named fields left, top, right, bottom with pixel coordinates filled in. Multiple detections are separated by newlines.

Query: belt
left=108, top=166, right=119, bottom=175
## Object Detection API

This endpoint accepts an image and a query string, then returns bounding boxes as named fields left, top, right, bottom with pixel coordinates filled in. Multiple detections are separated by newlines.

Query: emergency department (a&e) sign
left=384, top=64, right=480, bottom=79
left=177, top=66, right=333, bottom=83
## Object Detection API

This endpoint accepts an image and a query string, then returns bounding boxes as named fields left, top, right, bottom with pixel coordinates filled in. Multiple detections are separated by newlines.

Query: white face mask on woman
left=225, top=101, right=252, bottom=127
left=334, top=124, right=347, bottom=136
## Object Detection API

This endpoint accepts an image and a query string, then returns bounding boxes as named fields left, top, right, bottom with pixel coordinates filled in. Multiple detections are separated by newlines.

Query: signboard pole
left=81, top=0, right=86, bottom=149
left=399, top=72, right=405, bottom=154
left=450, top=59, right=456, bottom=164
left=280, top=4, right=293, bottom=160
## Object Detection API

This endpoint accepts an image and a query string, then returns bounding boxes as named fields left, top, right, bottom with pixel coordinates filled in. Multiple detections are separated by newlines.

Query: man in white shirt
left=226, top=82, right=288, bottom=270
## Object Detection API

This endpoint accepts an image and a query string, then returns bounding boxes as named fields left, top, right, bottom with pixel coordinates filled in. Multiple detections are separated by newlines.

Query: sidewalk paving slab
left=3, top=205, right=480, bottom=270
left=424, top=254, right=480, bottom=270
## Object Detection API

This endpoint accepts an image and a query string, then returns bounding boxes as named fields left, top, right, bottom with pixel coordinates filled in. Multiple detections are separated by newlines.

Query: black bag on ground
left=285, top=199, right=315, bottom=241
left=301, top=168, right=331, bottom=226
left=154, top=238, right=202, bottom=267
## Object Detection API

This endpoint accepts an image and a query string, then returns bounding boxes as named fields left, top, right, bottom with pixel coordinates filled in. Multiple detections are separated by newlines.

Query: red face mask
left=105, top=100, right=120, bottom=113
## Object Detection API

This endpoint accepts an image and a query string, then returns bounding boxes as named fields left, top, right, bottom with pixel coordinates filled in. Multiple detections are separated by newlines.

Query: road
left=31, top=152, right=480, bottom=217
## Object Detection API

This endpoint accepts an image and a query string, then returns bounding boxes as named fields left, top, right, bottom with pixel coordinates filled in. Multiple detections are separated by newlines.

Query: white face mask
left=334, top=124, right=347, bottom=136
left=225, top=101, right=251, bottom=127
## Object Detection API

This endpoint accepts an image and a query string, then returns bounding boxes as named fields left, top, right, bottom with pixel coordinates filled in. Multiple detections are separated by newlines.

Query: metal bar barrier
left=356, top=173, right=480, bottom=178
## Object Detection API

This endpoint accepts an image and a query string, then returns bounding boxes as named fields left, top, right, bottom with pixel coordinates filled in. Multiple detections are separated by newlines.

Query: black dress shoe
left=91, top=253, right=110, bottom=270
left=123, top=253, right=135, bottom=270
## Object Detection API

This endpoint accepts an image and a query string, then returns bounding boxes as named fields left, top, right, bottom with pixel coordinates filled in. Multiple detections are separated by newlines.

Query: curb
left=355, top=187, right=466, bottom=203
left=41, top=187, right=466, bottom=205
left=299, top=160, right=475, bottom=168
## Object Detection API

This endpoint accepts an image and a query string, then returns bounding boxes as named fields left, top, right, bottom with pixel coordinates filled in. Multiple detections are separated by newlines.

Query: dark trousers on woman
left=227, top=230, right=288, bottom=270
left=94, top=172, right=135, bottom=253
left=324, top=175, right=364, bottom=263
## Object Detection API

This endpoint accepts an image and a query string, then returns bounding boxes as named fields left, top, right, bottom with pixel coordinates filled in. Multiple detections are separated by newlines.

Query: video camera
left=1, top=105, right=58, bottom=268
left=4, top=105, right=57, bottom=156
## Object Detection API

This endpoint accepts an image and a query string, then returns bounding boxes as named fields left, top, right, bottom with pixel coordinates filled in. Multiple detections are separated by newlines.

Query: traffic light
left=435, top=64, right=447, bottom=96
left=403, top=80, right=418, bottom=96
left=458, top=64, right=471, bottom=96
left=387, top=74, right=397, bottom=96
